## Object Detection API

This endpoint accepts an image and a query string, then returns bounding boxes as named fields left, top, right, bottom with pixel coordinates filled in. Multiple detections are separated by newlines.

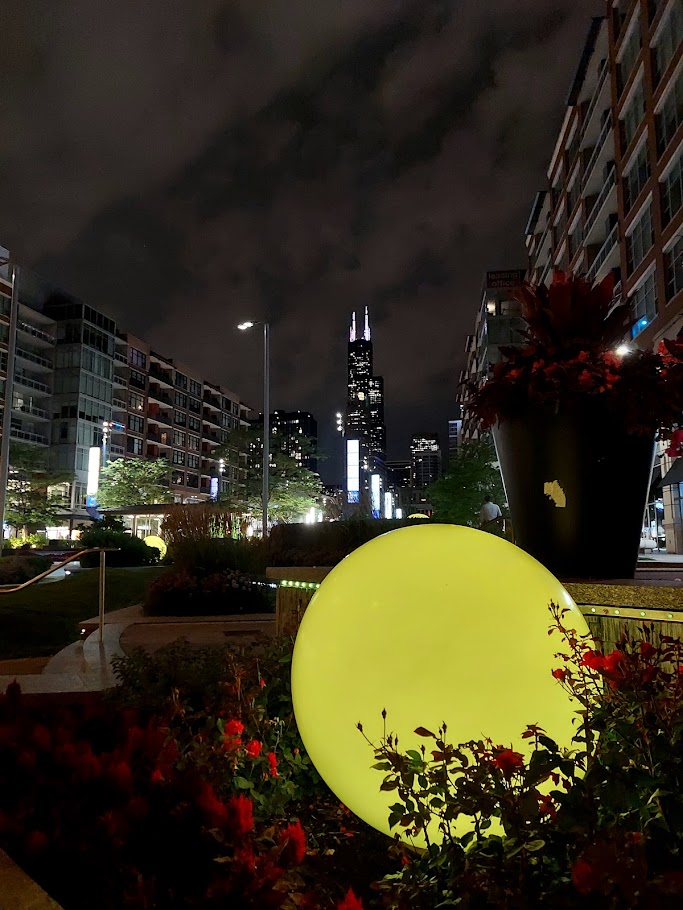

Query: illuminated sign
left=210, top=476, right=219, bottom=502
left=384, top=491, right=393, bottom=519
left=87, top=446, right=101, bottom=499
left=346, top=440, right=360, bottom=504
left=371, top=474, right=381, bottom=519
left=485, top=269, right=526, bottom=289
left=395, top=508, right=404, bottom=520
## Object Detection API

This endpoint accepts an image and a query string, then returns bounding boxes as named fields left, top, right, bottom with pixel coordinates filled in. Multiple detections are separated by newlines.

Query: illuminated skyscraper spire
left=363, top=306, right=371, bottom=341
left=350, top=311, right=357, bottom=342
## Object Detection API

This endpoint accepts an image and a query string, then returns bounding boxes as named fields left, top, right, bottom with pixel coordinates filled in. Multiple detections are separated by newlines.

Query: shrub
left=0, top=687, right=308, bottom=910
left=266, top=519, right=409, bottom=567
left=0, top=554, right=52, bottom=584
left=170, top=536, right=268, bottom=576
left=363, top=605, right=683, bottom=909
left=144, top=568, right=274, bottom=616
left=78, top=519, right=159, bottom=568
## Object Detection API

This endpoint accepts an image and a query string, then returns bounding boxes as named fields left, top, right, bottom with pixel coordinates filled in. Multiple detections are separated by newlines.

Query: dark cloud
left=1, top=0, right=601, bottom=480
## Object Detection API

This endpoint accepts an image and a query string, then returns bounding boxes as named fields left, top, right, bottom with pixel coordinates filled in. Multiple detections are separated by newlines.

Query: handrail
left=481, top=515, right=515, bottom=543
left=0, top=547, right=120, bottom=642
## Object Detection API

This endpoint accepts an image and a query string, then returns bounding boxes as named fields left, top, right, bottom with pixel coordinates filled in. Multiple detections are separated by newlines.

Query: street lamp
left=238, top=320, right=270, bottom=537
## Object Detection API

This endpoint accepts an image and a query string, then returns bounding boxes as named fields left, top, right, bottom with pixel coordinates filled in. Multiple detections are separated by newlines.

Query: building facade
left=344, top=307, right=387, bottom=512
left=457, top=270, right=527, bottom=442
left=0, top=252, right=250, bottom=526
left=524, top=2, right=683, bottom=552
left=270, top=410, right=318, bottom=472
left=410, top=434, right=442, bottom=489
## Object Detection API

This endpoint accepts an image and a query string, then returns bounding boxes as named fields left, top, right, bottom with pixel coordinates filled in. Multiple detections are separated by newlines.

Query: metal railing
left=0, top=548, right=119, bottom=641
left=481, top=515, right=515, bottom=542
left=584, top=165, right=617, bottom=240
left=17, top=320, right=55, bottom=345
left=582, top=114, right=613, bottom=192
left=9, top=428, right=49, bottom=445
left=13, top=373, right=51, bottom=394
left=587, top=222, right=619, bottom=281
left=580, top=61, right=609, bottom=145
left=16, top=346, right=52, bottom=369
left=11, top=402, right=49, bottom=420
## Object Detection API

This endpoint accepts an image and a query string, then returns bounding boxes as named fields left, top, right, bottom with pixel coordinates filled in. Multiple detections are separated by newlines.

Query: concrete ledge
left=0, top=849, right=63, bottom=910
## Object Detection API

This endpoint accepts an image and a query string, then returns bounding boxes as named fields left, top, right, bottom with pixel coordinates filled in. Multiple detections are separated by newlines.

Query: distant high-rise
left=345, top=307, right=386, bottom=507
left=410, top=434, right=442, bottom=489
left=448, top=417, right=463, bottom=465
left=270, top=410, right=318, bottom=472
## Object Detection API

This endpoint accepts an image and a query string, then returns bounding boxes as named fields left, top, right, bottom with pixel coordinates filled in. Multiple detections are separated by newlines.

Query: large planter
left=493, top=402, right=655, bottom=579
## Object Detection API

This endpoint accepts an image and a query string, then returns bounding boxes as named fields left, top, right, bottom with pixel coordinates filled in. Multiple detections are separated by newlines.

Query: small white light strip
left=579, top=605, right=683, bottom=623
left=279, top=580, right=321, bottom=590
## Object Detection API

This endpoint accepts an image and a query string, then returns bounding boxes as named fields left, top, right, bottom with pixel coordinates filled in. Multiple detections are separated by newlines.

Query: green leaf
left=234, top=776, right=253, bottom=790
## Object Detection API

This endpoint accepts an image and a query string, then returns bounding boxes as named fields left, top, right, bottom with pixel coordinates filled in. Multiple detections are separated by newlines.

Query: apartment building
left=525, top=2, right=683, bottom=552
left=457, top=270, right=527, bottom=442
left=0, top=252, right=250, bottom=524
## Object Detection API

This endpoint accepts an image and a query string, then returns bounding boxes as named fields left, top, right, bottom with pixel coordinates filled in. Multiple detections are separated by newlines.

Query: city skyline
left=1, top=0, right=603, bottom=472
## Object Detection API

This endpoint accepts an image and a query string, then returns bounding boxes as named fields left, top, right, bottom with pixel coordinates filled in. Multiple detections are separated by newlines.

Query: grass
left=0, top=566, right=167, bottom=660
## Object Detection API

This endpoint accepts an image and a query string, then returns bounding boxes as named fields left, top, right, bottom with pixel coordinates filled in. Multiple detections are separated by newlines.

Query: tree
left=216, top=426, right=323, bottom=523
left=428, top=437, right=506, bottom=527
left=97, top=457, right=172, bottom=508
left=5, top=442, right=67, bottom=537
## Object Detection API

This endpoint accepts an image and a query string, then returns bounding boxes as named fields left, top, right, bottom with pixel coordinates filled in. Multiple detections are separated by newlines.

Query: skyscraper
left=410, top=434, right=442, bottom=489
left=344, top=307, right=386, bottom=508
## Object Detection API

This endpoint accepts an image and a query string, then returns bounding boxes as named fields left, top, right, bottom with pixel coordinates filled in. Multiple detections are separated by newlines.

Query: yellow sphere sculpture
left=143, top=535, right=167, bottom=558
left=291, top=525, right=587, bottom=840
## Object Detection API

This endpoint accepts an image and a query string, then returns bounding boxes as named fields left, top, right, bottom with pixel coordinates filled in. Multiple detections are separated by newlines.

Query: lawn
left=0, top=566, right=166, bottom=660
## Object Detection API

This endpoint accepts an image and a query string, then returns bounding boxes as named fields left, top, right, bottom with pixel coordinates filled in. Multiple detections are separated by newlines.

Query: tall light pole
left=238, top=321, right=270, bottom=537
left=0, top=261, right=19, bottom=556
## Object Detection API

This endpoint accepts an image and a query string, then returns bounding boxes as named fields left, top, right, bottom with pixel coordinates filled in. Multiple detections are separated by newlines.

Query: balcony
left=202, top=409, right=220, bottom=426
left=203, top=393, right=221, bottom=410
left=149, top=409, right=173, bottom=427
left=583, top=165, right=617, bottom=244
left=580, top=61, right=609, bottom=146
left=11, top=401, right=49, bottom=421
left=582, top=114, right=613, bottom=196
left=149, top=365, right=173, bottom=386
left=13, top=373, right=51, bottom=395
left=148, top=385, right=172, bottom=406
left=112, top=397, right=127, bottom=410
left=110, top=444, right=125, bottom=457
left=16, top=346, right=52, bottom=370
left=17, top=320, right=55, bottom=346
left=114, top=351, right=128, bottom=364
left=10, top=427, right=49, bottom=445
left=587, top=223, right=619, bottom=282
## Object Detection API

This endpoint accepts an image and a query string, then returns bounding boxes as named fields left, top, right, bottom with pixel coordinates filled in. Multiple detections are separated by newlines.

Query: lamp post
left=238, top=321, right=270, bottom=537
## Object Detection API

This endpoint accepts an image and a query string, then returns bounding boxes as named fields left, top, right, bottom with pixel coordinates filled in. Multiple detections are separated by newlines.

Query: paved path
left=0, top=606, right=275, bottom=695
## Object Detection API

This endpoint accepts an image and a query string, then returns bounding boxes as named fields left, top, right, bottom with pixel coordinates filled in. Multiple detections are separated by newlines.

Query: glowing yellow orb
left=291, top=525, right=587, bottom=840
left=143, top=535, right=167, bottom=558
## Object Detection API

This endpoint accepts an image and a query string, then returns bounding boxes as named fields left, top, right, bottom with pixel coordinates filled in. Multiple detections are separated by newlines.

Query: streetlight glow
left=615, top=343, right=632, bottom=357
left=237, top=321, right=255, bottom=331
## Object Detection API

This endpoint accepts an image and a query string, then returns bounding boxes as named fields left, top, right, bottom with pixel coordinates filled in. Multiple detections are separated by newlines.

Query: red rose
left=259, top=677, right=267, bottom=688
left=552, top=668, right=567, bottom=682
left=581, top=649, right=605, bottom=672
left=225, top=719, right=244, bottom=737
left=572, top=858, right=598, bottom=895
left=279, top=819, right=306, bottom=866
left=245, top=739, right=262, bottom=758
left=227, top=794, right=254, bottom=836
left=640, top=641, right=657, bottom=659
left=223, top=735, right=242, bottom=753
left=538, top=793, right=557, bottom=821
left=666, top=429, right=683, bottom=457
left=198, top=783, right=229, bottom=829
left=150, top=768, right=164, bottom=784
left=31, top=724, right=52, bottom=752
left=25, top=830, right=48, bottom=855
left=492, top=749, right=524, bottom=777
left=107, top=759, right=133, bottom=793
left=267, top=752, right=279, bottom=778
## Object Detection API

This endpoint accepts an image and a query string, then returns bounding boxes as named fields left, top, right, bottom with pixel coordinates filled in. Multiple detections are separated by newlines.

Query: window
left=130, top=369, right=146, bottom=390
left=173, top=409, right=187, bottom=427
left=188, top=434, right=200, bottom=451
left=172, top=470, right=185, bottom=485
left=657, top=67, right=683, bottom=154
left=129, top=348, right=146, bottom=368
left=189, top=379, right=202, bottom=398
left=174, top=391, right=187, bottom=409
left=653, top=0, right=683, bottom=83
left=173, top=429, right=186, bottom=447
left=172, top=449, right=186, bottom=465
left=128, top=414, right=144, bottom=434
left=221, top=412, right=233, bottom=428
left=630, top=271, right=658, bottom=337
left=626, top=204, right=654, bottom=273
left=661, top=153, right=683, bottom=225
left=189, top=415, right=201, bottom=432
left=127, top=437, right=143, bottom=456
left=129, top=391, right=144, bottom=412
left=232, top=401, right=239, bottom=415
left=189, top=397, right=201, bottom=413
left=82, top=325, right=114, bottom=355
left=186, top=473, right=199, bottom=489
left=665, top=236, right=683, bottom=299
left=623, top=141, right=650, bottom=212
left=618, top=19, right=641, bottom=94
left=187, top=453, right=200, bottom=469
left=621, top=78, right=646, bottom=149
left=174, top=372, right=187, bottom=390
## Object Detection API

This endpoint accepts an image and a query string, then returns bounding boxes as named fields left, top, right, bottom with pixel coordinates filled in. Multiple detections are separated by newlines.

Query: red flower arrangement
left=469, top=272, right=683, bottom=446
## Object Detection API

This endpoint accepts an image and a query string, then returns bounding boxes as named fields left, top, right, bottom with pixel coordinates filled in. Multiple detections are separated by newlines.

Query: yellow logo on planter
left=544, top=480, right=567, bottom=508
left=291, top=525, right=587, bottom=841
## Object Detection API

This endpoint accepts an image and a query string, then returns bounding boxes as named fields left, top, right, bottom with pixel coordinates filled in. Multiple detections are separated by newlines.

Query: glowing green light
left=640, top=611, right=646, bottom=617
left=614, top=610, right=620, bottom=616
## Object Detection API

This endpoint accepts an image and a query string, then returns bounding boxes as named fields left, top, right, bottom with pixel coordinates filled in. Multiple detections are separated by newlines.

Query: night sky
left=2, top=0, right=600, bottom=483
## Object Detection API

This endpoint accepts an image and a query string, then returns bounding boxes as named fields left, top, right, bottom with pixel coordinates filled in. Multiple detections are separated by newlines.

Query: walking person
left=479, top=494, right=502, bottom=531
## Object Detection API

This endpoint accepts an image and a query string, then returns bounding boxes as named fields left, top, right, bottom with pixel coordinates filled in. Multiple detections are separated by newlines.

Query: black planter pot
left=492, top=402, right=655, bottom=580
